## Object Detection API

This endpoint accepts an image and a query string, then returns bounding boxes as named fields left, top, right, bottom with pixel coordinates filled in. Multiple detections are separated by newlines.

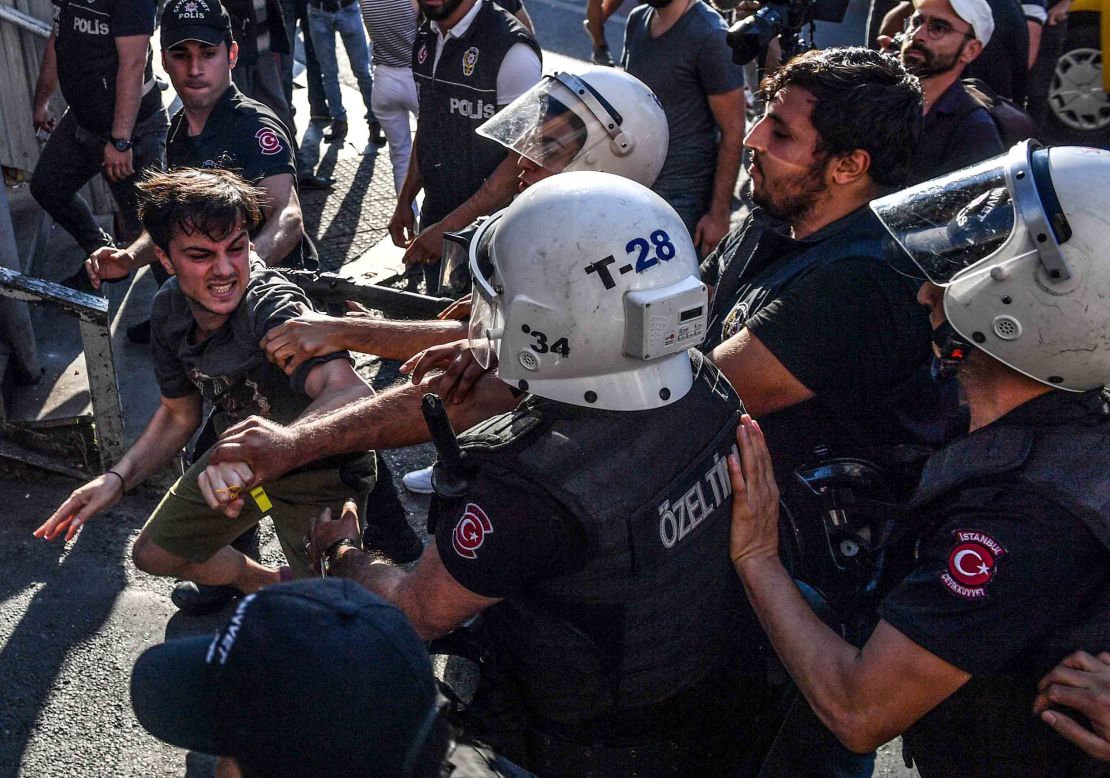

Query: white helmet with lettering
left=873, top=142, right=1110, bottom=391
left=477, top=68, right=669, bottom=187
left=467, top=172, right=708, bottom=410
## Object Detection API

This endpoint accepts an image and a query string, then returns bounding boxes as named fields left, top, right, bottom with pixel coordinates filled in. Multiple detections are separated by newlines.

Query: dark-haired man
left=86, top=0, right=318, bottom=313
left=35, top=168, right=418, bottom=595
left=891, top=0, right=1005, bottom=183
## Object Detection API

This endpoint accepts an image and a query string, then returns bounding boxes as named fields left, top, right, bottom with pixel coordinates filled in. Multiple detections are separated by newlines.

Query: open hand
left=402, top=221, right=446, bottom=266
left=1034, top=650, right=1110, bottom=761
left=85, top=246, right=134, bottom=290
left=400, top=338, right=492, bottom=403
left=726, top=414, right=781, bottom=569
left=34, top=472, right=125, bottom=542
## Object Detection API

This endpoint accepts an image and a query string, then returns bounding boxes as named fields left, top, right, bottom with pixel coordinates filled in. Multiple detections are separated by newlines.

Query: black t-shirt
left=699, top=208, right=936, bottom=483
left=880, top=489, right=1109, bottom=777
left=434, top=464, right=588, bottom=599
left=52, top=0, right=162, bottom=134
left=166, top=86, right=316, bottom=269
left=150, top=261, right=346, bottom=433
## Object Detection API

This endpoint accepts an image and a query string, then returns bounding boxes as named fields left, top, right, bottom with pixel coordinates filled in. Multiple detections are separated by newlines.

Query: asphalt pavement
left=0, top=1, right=918, bottom=775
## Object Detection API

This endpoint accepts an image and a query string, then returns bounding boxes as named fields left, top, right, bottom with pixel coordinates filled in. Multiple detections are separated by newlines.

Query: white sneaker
left=402, top=465, right=435, bottom=495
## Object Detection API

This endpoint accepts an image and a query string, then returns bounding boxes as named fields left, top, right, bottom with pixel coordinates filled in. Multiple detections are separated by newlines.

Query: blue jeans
left=306, top=1, right=376, bottom=124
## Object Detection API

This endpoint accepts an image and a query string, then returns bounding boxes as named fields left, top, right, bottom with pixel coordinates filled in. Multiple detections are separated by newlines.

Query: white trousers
left=371, top=63, right=420, bottom=194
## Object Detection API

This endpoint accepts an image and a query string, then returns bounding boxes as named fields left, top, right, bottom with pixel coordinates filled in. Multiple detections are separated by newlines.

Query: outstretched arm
left=35, top=393, right=203, bottom=540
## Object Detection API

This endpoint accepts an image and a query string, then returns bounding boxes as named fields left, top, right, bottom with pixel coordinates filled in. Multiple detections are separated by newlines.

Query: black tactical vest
left=884, top=389, right=1110, bottom=777
left=411, top=0, right=538, bottom=225
left=435, top=353, right=759, bottom=735
left=54, top=0, right=159, bottom=134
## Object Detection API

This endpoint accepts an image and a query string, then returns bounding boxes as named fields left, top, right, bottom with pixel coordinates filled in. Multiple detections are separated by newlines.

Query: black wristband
left=322, top=537, right=361, bottom=577
left=105, top=470, right=127, bottom=492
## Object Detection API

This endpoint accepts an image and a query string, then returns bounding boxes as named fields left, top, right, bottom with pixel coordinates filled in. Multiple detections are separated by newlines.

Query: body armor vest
left=437, top=353, right=755, bottom=729
left=55, top=0, right=158, bottom=134
left=882, top=389, right=1110, bottom=777
left=411, top=0, right=538, bottom=225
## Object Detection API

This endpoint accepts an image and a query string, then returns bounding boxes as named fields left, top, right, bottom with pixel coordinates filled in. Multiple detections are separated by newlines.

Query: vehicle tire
left=1044, top=12, right=1110, bottom=147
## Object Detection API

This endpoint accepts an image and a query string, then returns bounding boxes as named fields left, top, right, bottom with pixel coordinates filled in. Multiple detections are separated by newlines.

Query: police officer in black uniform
left=308, top=173, right=770, bottom=777
left=727, top=141, right=1110, bottom=778
left=389, top=0, right=541, bottom=291
left=86, top=0, right=317, bottom=298
left=30, top=0, right=168, bottom=288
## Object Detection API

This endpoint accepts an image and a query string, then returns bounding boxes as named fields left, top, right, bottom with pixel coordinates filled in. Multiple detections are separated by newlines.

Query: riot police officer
left=306, top=172, right=771, bottom=776
left=728, top=141, right=1110, bottom=777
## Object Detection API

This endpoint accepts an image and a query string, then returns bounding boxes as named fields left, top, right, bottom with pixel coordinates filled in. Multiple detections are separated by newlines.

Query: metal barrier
left=0, top=266, right=124, bottom=473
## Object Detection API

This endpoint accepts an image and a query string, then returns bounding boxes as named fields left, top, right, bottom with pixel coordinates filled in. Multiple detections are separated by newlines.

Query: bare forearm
left=112, top=402, right=201, bottom=490
left=339, top=318, right=466, bottom=361
left=298, top=379, right=373, bottom=423
left=710, top=130, right=744, bottom=217
left=253, top=205, right=303, bottom=265
left=34, top=35, right=59, bottom=109
left=735, top=556, right=873, bottom=746
left=112, top=54, right=146, bottom=139
left=398, top=138, right=423, bottom=206
left=439, top=154, right=518, bottom=231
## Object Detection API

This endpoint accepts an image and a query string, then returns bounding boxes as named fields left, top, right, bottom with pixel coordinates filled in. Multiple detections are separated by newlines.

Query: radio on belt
left=623, top=275, right=708, bottom=360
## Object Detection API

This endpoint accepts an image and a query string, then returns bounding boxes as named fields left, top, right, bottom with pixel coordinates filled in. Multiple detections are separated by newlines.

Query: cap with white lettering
left=129, top=579, right=438, bottom=778
left=160, top=0, right=234, bottom=50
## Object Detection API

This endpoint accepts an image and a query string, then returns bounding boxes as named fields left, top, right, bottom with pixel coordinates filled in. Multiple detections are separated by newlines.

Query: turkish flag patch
left=452, top=503, right=493, bottom=560
left=255, top=127, right=283, bottom=156
left=940, top=529, right=1007, bottom=600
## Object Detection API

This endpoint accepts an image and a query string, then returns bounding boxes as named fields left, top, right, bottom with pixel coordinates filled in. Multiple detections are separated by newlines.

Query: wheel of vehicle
left=1046, top=13, right=1110, bottom=144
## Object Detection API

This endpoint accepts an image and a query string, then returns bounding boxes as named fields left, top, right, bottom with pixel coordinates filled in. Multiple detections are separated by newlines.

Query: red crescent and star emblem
left=255, top=127, right=283, bottom=156
left=940, top=529, right=1007, bottom=599
left=452, top=503, right=493, bottom=560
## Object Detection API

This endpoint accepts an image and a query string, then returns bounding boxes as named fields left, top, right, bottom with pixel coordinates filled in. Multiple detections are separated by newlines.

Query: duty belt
left=310, top=0, right=355, bottom=11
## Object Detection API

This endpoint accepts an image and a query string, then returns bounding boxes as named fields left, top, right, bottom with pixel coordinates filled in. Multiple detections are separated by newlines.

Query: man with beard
left=388, top=0, right=541, bottom=292
left=894, top=0, right=1005, bottom=183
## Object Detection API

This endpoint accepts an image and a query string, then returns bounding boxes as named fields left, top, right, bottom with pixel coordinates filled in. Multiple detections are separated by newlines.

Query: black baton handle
left=422, top=394, right=466, bottom=475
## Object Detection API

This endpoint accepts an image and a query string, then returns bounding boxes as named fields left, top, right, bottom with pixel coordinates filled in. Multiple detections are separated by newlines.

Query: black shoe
left=369, top=121, right=387, bottom=145
left=126, top=319, right=151, bottom=344
left=298, top=173, right=335, bottom=190
left=363, top=454, right=424, bottom=563
left=323, top=119, right=348, bottom=143
left=170, top=581, right=242, bottom=615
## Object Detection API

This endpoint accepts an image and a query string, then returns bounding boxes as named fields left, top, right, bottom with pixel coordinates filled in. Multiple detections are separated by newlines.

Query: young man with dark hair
left=35, top=168, right=419, bottom=597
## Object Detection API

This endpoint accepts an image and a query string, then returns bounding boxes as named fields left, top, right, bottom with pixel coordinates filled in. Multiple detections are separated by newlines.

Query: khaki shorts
left=141, top=450, right=374, bottom=577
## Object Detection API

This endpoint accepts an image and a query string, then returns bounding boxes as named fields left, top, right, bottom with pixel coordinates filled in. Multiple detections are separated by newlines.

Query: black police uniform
left=876, top=388, right=1110, bottom=778
left=411, top=0, right=539, bottom=228
left=31, top=0, right=167, bottom=254
left=430, top=352, right=770, bottom=777
left=166, top=85, right=317, bottom=269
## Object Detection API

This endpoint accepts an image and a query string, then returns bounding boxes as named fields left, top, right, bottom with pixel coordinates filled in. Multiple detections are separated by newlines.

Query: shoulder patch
left=940, top=529, right=1007, bottom=600
left=452, top=503, right=493, bottom=560
left=255, top=127, right=283, bottom=156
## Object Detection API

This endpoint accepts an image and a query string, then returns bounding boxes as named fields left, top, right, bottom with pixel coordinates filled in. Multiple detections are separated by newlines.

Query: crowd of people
left=22, top=0, right=1110, bottom=774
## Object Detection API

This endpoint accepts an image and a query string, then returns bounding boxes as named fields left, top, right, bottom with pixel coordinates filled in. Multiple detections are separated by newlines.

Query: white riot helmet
left=872, top=141, right=1110, bottom=391
left=477, top=68, right=669, bottom=187
left=467, top=172, right=708, bottom=410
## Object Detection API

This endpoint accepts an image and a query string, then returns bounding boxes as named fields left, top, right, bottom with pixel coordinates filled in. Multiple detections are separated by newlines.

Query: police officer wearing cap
left=30, top=0, right=168, bottom=289
left=727, top=141, right=1110, bottom=777
left=308, top=173, right=770, bottom=777
left=86, top=0, right=318, bottom=308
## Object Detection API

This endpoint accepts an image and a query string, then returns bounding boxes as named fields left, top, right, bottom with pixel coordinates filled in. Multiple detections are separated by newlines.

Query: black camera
left=725, top=0, right=850, bottom=66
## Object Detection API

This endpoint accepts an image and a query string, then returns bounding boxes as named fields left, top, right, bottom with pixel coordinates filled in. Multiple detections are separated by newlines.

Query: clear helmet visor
left=477, top=74, right=614, bottom=175
left=871, top=155, right=1016, bottom=285
left=466, top=214, right=505, bottom=370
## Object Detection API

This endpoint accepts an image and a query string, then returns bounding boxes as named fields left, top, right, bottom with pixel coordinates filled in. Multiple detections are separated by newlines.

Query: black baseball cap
left=160, top=0, right=234, bottom=50
left=130, top=579, right=439, bottom=778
